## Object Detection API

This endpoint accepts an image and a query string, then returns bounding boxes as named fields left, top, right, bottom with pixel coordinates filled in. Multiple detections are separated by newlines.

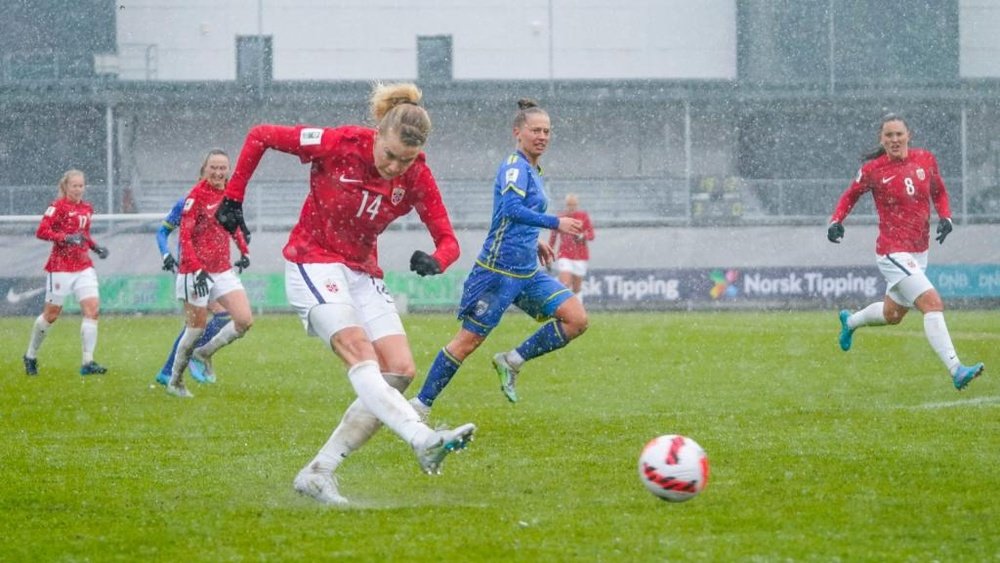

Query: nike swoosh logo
left=882, top=176, right=895, bottom=184
left=206, top=204, right=219, bottom=210
left=6, top=287, right=45, bottom=304
left=339, top=174, right=363, bottom=184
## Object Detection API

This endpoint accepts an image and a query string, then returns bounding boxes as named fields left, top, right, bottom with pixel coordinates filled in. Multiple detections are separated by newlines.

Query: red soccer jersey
left=830, top=148, right=952, bottom=255
left=36, top=198, right=95, bottom=273
left=548, top=210, right=595, bottom=260
left=226, top=124, right=459, bottom=278
left=178, top=179, right=236, bottom=274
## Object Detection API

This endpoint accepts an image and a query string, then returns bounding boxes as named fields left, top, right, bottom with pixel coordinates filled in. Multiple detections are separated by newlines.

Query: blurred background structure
left=4, top=0, right=1000, bottom=227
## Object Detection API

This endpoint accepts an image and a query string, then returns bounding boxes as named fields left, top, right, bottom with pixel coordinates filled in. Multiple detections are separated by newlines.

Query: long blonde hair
left=370, top=82, right=431, bottom=147
left=57, top=169, right=85, bottom=197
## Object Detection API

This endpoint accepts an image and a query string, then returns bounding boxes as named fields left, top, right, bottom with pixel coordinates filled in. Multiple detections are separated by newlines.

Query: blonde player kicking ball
left=217, top=82, right=475, bottom=505
left=828, top=112, right=984, bottom=391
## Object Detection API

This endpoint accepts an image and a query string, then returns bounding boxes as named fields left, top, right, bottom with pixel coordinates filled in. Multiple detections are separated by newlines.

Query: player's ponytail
left=861, top=113, right=909, bottom=161
left=514, top=98, right=547, bottom=129
left=370, top=82, right=430, bottom=147
left=57, top=169, right=85, bottom=198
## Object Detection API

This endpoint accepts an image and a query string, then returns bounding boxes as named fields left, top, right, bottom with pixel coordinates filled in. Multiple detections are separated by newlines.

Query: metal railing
left=4, top=176, right=998, bottom=234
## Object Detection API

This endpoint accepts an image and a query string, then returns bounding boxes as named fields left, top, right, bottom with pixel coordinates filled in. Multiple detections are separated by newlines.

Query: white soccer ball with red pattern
left=638, top=434, right=710, bottom=502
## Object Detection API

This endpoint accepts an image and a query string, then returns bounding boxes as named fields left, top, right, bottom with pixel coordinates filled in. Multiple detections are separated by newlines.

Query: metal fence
left=4, top=175, right=998, bottom=234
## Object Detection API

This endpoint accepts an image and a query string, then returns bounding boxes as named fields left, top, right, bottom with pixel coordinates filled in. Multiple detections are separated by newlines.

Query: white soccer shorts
left=877, top=251, right=934, bottom=307
left=175, top=269, right=244, bottom=308
left=285, top=260, right=404, bottom=343
left=556, top=258, right=588, bottom=277
left=45, top=267, right=99, bottom=306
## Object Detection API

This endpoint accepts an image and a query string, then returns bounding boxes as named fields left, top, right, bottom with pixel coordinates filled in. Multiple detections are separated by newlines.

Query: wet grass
left=1, top=310, right=998, bottom=561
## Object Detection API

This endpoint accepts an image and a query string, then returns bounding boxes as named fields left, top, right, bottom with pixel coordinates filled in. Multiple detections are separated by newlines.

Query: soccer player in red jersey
left=216, top=82, right=475, bottom=505
left=828, top=113, right=984, bottom=390
left=166, top=149, right=253, bottom=398
left=23, top=169, right=110, bottom=376
left=548, top=193, right=595, bottom=300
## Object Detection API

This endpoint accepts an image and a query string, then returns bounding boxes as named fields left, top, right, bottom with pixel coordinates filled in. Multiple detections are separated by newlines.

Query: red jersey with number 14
left=36, top=198, right=95, bottom=273
left=225, top=124, right=459, bottom=278
left=830, top=148, right=951, bottom=255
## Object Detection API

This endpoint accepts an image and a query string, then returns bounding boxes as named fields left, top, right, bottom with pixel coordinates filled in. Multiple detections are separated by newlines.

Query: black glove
left=193, top=270, right=213, bottom=298
left=93, top=245, right=110, bottom=260
left=935, top=218, right=953, bottom=244
left=234, top=254, right=250, bottom=274
left=827, top=222, right=845, bottom=243
left=215, top=197, right=251, bottom=243
left=64, top=233, right=86, bottom=246
left=409, top=250, right=442, bottom=277
left=162, top=253, right=178, bottom=272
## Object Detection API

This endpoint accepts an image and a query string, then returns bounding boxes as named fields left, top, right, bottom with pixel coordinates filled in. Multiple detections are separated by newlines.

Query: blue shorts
left=458, top=264, right=574, bottom=337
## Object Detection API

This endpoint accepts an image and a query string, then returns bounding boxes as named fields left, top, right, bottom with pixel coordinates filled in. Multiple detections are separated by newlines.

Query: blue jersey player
left=153, top=196, right=231, bottom=385
left=413, top=99, right=588, bottom=412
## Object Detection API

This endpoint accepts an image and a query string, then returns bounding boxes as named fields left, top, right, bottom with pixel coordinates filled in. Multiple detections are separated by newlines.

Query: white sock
left=194, top=321, right=242, bottom=357
left=172, top=327, right=205, bottom=379
left=308, top=373, right=411, bottom=474
left=923, top=311, right=961, bottom=375
left=506, top=349, right=525, bottom=370
left=26, top=315, right=51, bottom=358
left=850, top=302, right=887, bottom=329
left=309, top=398, right=381, bottom=475
left=346, top=360, right=433, bottom=448
left=80, top=318, right=98, bottom=364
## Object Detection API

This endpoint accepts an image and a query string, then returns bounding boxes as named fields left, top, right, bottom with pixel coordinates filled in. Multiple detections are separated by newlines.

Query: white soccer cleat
left=166, top=378, right=194, bottom=399
left=293, top=468, right=348, bottom=506
left=409, top=396, right=431, bottom=424
left=413, top=423, right=476, bottom=475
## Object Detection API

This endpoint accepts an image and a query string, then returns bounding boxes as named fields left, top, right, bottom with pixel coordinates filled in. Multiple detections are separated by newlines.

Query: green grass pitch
left=1, top=310, right=998, bottom=561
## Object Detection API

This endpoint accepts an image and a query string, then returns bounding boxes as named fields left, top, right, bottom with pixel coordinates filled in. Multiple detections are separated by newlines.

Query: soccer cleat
left=155, top=371, right=170, bottom=386
left=188, top=355, right=214, bottom=384
left=293, top=467, right=349, bottom=506
left=409, top=396, right=431, bottom=424
left=492, top=352, right=519, bottom=403
left=953, top=362, right=985, bottom=391
left=413, top=422, right=476, bottom=475
left=166, top=375, right=194, bottom=398
left=23, top=355, right=38, bottom=376
left=191, top=349, right=216, bottom=383
left=838, top=309, right=854, bottom=352
left=80, top=361, right=108, bottom=376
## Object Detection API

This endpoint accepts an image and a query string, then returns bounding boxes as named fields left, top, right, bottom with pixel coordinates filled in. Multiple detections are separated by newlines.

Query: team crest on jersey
left=44, top=206, right=56, bottom=217
left=183, top=198, right=195, bottom=212
left=300, top=128, right=323, bottom=146
left=916, top=168, right=925, bottom=181
left=325, top=280, right=339, bottom=294
left=391, top=187, right=405, bottom=205
left=506, top=168, right=519, bottom=184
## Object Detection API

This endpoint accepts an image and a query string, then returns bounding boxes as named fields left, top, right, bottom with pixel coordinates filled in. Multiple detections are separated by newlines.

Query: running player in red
left=23, top=169, right=110, bottom=376
left=166, top=149, right=253, bottom=398
left=215, top=82, right=476, bottom=505
left=828, top=113, right=985, bottom=390
left=549, top=193, right=595, bottom=301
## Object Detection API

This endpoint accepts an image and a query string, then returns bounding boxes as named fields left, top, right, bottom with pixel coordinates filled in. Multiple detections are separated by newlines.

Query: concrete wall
left=115, top=0, right=737, bottom=81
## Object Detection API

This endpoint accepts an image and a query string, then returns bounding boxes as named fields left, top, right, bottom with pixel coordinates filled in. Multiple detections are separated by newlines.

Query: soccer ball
left=638, top=434, right=709, bottom=502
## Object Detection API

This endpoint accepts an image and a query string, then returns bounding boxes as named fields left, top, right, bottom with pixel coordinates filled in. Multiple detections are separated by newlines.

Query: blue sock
left=417, top=348, right=463, bottom=406
left=196, top=313, right=230, bottom=347
left=515, top=320, right=568, bottom=362
left=159, top=328, right=184, bottom=375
